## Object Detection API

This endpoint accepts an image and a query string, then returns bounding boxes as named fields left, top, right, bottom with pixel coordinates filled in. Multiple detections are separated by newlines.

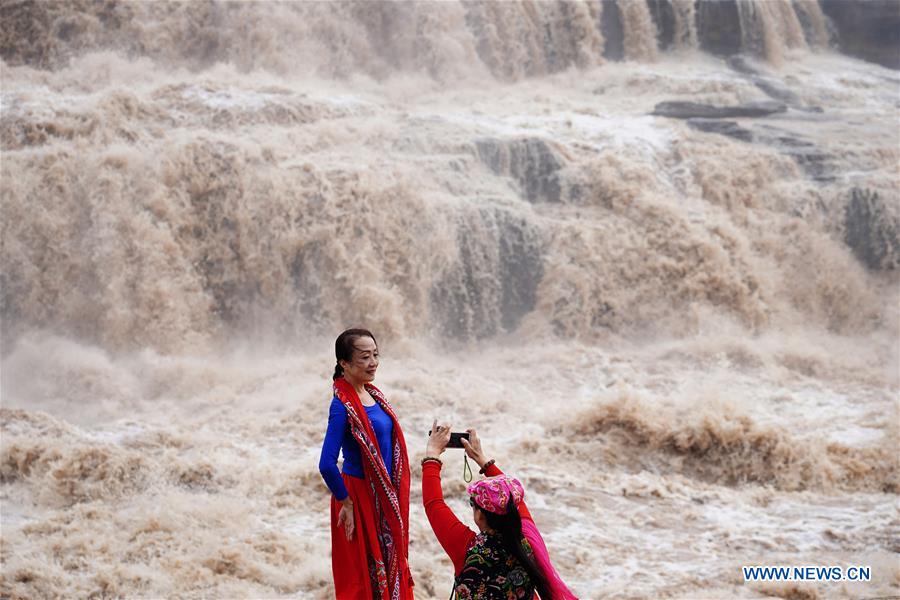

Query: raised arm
left=422, top=460, right=475, bottom=574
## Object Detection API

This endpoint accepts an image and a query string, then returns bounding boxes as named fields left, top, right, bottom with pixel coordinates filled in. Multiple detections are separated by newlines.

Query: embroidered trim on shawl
left=333, top=379, right=411, bottom=600
left=340, top=396, right=404, bottom=537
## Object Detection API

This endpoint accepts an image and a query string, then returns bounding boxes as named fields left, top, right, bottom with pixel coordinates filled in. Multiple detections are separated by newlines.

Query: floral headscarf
left=465, top=473, right=581, bottom=599
left=467, top=475, right=525, bottom=514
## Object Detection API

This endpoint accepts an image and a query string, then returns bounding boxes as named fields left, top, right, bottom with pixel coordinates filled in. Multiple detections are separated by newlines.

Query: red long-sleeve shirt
left=421, top=460, right=534, bottom=576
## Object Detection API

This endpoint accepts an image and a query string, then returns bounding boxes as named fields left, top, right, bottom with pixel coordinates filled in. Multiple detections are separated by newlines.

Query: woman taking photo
left=319, top=328, right=414, bottom=599
left=422, top=423, right=578, bottom=599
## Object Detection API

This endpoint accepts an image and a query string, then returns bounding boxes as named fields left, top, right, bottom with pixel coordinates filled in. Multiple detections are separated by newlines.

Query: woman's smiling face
left=341, top=336, right=379, bottom=383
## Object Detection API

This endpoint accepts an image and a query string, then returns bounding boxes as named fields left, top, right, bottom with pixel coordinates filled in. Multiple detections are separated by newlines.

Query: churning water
left=1, top=1, right=898, bottom=598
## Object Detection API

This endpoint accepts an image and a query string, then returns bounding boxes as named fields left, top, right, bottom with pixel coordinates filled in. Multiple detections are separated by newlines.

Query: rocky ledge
left=651, top=100, right=787, bottom=120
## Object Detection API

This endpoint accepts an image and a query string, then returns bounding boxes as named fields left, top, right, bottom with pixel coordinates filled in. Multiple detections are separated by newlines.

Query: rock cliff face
left=844, top=189, right=900, bottom=271
left=821, top=0, right=900, bottom=69
left=430, top=206, right=543, bottom=339
left=475, top=138, right=565, bottom=204
left=696, top=0, right=743, bottom=56
left=646, top=0, right=677, bottom=51
left=600, top=0, right=626, bottom=61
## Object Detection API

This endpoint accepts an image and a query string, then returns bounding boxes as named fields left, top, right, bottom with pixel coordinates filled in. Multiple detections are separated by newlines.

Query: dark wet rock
left=697, top=0, right=742, bottom=56
left=684, top=115, right=837, bottom=181
left=726, top=56, right=808, bottom=108
left=431, top=207, right=543, bottom=339
left=600, top=0, right=624, bottom=61
left=757, top=126, right=836, bottom=182
left=687, top=119, right=754, bottom=142
left=821, top=0, right=900, bottom=69
left=651, top=101, right=786, bottom=119
left=290, top=240, right=328, bottom=325
left=844, top=188, right=900, bottom=271
left=772, top=135, right=814, bottom=149
left=475, top=137, right=564, bottom=203
left=647, top=0, right=676, bottom=51
left=794, top=2, right=837, bottom=49
left=725, top=55, right=759, bottom=76
left=785, top=149, right=834, bottom=183
left=496, top=214, right=543, bottom=331
left=752, top=79, right=802, bottom=105
left=0, top=271, right=21, bottom=354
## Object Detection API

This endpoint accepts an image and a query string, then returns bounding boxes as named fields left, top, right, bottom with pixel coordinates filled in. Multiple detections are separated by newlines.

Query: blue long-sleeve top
left=318, top=396, right=394, bottom=501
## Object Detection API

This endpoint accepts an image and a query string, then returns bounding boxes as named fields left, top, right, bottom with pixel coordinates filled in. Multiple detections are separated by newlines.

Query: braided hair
left=481, top=499, right=553, bottom=599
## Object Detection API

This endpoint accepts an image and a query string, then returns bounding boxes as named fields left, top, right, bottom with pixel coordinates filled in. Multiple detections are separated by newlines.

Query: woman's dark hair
left=333, top=328, right=378, bottom=380
left=482, top=499, right=553, bottom=600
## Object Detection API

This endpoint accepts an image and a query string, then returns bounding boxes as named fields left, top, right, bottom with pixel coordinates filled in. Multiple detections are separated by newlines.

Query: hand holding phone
left=447, top=431, right=470, bottom=449
left=428, top=428, right=470, bottom=449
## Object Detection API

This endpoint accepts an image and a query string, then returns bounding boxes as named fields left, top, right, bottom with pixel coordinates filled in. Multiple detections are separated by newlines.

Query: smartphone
left=428, top=429, right=470, bottom=449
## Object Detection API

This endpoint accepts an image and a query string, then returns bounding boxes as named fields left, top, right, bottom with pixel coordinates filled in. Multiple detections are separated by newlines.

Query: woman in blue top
left=318, top=328, right=414, bottom=600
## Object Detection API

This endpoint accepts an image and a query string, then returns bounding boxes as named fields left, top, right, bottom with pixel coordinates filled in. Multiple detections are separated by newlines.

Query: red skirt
left=330, top=473, right=414, bottom=600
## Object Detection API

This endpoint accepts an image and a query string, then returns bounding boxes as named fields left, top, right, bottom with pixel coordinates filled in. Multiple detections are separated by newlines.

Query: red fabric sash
left=333, top=377, right=412, bottom=599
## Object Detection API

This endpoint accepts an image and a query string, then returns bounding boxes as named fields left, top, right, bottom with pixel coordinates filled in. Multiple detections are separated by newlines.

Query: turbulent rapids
left=1, top=1, right=898, bottom=598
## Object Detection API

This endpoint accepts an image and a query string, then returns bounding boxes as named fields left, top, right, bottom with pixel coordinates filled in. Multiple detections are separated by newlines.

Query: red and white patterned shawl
left=333, top=377, right=412, bottom=599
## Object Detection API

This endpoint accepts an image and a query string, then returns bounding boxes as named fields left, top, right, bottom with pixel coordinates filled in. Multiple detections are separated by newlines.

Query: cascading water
left=1, top=1, right=898, bottom=598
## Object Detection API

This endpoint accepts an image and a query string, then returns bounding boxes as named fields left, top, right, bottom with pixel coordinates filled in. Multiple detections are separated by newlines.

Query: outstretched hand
left=460, top=429, right=489, bottom=469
